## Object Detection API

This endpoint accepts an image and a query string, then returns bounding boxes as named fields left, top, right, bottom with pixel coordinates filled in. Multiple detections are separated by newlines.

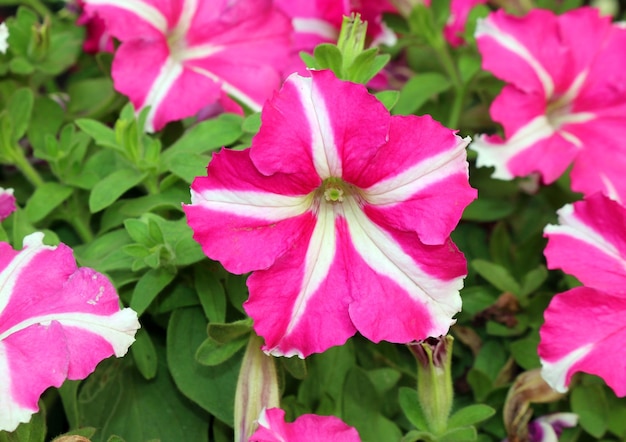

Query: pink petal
left=250, top=408, right=361, bottom=442
left=251, top=70, right=390, bottom=181
left=354, top=115, right=476, bottom=244
left=82, top=0, right=171, bottom=41
left=544, top=194, right=626, bottom=294
left=539, top=287, right=626, bottom=396
left=475, top=9, right=562, bottom=96
left=0, top=233, right=139, bottom=432
left=0, top=188, right=16, bottom=221
left=343, top=201, right=467, bottom=344
left=245, top=206, right=357, bottom=358
left=185, top=149, right=316, bottom=275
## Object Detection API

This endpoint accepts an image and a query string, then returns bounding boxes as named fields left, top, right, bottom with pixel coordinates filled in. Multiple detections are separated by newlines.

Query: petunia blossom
left=82, top=0, right=291, bottom=132
left=0, top=233, right=139, bottom=432
left=0, top=188, right=16, bottom=221
left=539, top=194, right=626, bottom=396
left=185, top=70, right=476, bottom=358
left=249, top=408, right=360, bottom=442
left=275, top=0, right=397, bottom=77
left=470, top=8, right=626, bottom=202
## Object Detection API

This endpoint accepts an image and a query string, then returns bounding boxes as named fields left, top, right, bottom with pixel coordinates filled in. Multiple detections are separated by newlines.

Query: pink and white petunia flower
left=275, top=0, right=397, bottom=77
left=82, top=0, right=291, bottom=132
left=471, top=8, right=626, bottom=202
left=249, top=408, right=360, bottom=442
left=539, top=194, right=626, bottom=396
left=0, top=188, right=16, bottom=221
left=0, top=233, right=139, bottom=432
left=185, top=70, right=476, bottom=358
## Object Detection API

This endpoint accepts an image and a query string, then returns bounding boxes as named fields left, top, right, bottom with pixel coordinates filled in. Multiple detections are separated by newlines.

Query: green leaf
left=448, top=404, right=495, bottom=429
left=7, top=88, right=34, bottom=142
left=571, top=383, right=609, bottom=438
left=399, top=386, right=429, bottom=431
left=393, top=73, right=451, bottom=115
left=440, top=426, right=477, bottom=441
left=76, top=119, right=120, bottom=151
left=462, top=198, right=516, bottom=222
left=67, top=78, right=116, bottom=118
left=510, top=334, right=541, bottom=370
left=24, top=182, right=73, bottom=223
left=89, top=169, right=148, bottom=213
left=375, top=90, right=400, bottom=111
left=74, top=229, right=133, bottom=272
left=78, top=347, right=208, bottom=442
left=281, top=356, right=307, bottom=380
left=161, top=114, right=243, bottom=167
left=131, top=328, right=158, bottom=380
left=466, top=368, right=493, bottom=402
left=0, top=401, right=45, bottom=442
left=130, top=268, right=175, bottom=315
left=346, top=49, right=390, bottom=84
left=167, top=307, right=241, bottom=425
left=195, top=268, right=227, bottom=323
left=472, top=259, right=520, bottom=295
left=195, top=335, right=247, bottom=366
left=342, top=368, right=402, bottom=442
left=519, top=265, right=548, bottom=297
left=207, top=318, right=253, bottom=344
left=313, top=44, right=344, bottom=76
left=27, top=96, right=64, bottom=153
left=163, top=152, right=211, bottom=183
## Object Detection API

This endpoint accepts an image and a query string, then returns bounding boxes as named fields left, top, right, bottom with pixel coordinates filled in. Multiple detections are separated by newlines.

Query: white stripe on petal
left=476, top=17, right=554, bottom=97
left=343, top=197, right=463, bottom=334
left=84, top=0, right=167, bottom=33
left=179, top=43, right=224, bottom=61
left=544, top=203, right=625, bottom=266
left=142, top=58, right=184, bottom=132
left=0, top=343, right=33, bottom=432
left=190, top=188, right=312, bottom=221
left=172, top=0, right=197, bottom=38
left=0, top=310, right=139, bottom=356
left=274, top=203, right=337, bottom=357
left=471, top=116, right=555, bottom=180
left=364, top=136, right=470, bottom=205
left=292, top=18, right=338, bottom=40
left=188, top=66, right=262, bottom=111
left=0, top=233, right=53, bottom=316
left=541, top=343, right=593, bottom=392
left=292, top=76, right=342, bottom=178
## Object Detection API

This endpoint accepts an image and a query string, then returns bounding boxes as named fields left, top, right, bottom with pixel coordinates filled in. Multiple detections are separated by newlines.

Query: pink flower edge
left=0, top=232, right=139, bottom=432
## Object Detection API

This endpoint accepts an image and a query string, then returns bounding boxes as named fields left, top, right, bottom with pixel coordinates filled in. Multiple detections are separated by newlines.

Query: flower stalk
left=408, top=335, right=454, bottom=436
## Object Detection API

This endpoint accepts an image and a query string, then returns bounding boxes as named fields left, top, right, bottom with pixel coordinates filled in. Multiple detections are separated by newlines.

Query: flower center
left=320, top=177, right=348, bottom=204
left=546, top=95, right=572, bottom=130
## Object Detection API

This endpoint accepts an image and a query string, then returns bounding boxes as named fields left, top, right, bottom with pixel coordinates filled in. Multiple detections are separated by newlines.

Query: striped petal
left=543, top=194, right=626, bottom=294
left=539, top=287, right=626, bottom=396
left=86, top=0, right=291, bottom=131
left=250, top=408, right=361, bottom=442
left=250, top=70, right=390, bottom=181
left=355, top=115, right=476, bottom=245
left=0, top=233, right=139, bottom=432
left=245, top=203, right=356, bottom=358
left=344, top=197, right=467, bottom=344
left=185, top=149, right=316, bottom=275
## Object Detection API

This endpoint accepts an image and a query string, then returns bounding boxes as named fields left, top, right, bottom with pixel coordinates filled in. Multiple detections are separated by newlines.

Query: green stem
left=67, top=194, right=94, bottom=243
left=12, top=147, right=45, bottom=187
left=22, top=0, right=52, bottom=17
left=432, top=42, right=465, bottom=129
